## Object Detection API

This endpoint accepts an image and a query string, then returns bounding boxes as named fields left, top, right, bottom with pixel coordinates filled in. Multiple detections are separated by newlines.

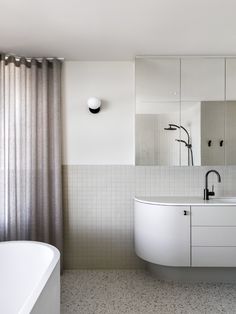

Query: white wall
left=62, top=61, right=135, bottom=165
left=61, top=61, right=236, bottom=269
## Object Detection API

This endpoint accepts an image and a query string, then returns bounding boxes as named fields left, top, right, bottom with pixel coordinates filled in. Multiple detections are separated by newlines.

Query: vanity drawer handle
left=183, top=210, right=187, bottom=215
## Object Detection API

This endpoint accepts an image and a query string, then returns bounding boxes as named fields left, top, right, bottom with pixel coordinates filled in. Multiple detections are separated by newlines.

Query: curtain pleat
left=0, top=55, right=63, bottom=255
left=29, top=60, right=38, bottom=241
left=0, top=58, right=5, bottom=240
left=51, top=60, right=63, bottom=250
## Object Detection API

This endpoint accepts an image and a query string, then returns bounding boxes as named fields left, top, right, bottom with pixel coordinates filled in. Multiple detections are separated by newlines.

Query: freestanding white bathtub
left=0, top=241, right=60, bottom=314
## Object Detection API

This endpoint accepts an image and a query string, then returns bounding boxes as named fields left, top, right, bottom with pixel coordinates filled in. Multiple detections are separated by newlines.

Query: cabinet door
left=226, top=58, right=236, bottom=100
left=191, top=206, right=236, bottom=267
left=134, top=202, right=190, bottom=266
left=135, top=115, right=155, bottom=165
left=135, top=113, right=181, bottom=166
left=192, top=227, right=236, bottom=246
left=192, top=206, right=236, bottom=226
left=225, top=101, right=236, bottom=165
left=192, top=247, right=236, bottom=267
left=201, top=101, right=225, bottom=165
left=135, top=58, right=180, bottom=103
left=181, top=58, right=225, bottom=101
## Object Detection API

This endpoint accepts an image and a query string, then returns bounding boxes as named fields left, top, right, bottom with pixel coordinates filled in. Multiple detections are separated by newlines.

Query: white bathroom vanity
left=134, top=196, right=236, bottom=282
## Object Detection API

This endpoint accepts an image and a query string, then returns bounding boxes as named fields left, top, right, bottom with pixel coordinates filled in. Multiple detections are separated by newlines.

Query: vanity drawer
left=192, top=227, right=236, bottom=246
left=192, top=206, right=236, bottom=226
left=192, top=247, right=236, bottom=267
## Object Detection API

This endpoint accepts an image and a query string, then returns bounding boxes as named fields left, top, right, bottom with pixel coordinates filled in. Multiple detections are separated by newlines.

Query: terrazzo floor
left=61, top=270, right=236, bottom=314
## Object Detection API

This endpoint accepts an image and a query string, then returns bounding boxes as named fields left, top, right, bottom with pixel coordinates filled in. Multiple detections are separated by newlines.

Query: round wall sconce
left=87, top=97, right=101, bottom=114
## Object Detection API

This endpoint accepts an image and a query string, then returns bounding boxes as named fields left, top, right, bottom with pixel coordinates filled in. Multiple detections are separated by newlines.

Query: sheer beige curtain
left=0, top=54, right=63, bottom=253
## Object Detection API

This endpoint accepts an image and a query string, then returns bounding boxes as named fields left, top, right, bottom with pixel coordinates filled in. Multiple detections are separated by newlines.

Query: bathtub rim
left=0, top=240, right=60, bottom=314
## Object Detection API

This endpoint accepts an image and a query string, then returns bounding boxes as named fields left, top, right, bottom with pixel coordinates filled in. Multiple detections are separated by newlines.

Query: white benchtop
left=134, top=196, right=236, bottom=206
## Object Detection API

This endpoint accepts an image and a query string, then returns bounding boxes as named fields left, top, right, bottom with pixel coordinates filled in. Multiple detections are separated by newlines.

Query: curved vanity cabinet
left=134, top=197, right=236, bottom=269
left=135, top=201, right=190, bottom=266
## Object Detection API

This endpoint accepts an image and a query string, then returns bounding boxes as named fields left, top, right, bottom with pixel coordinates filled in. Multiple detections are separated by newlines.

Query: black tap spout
left=204, top=170, right=221, bottom=200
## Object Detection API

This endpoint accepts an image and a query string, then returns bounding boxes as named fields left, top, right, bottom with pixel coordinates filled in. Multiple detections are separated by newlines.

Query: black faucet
left=204, top=170, right=221, bottom=200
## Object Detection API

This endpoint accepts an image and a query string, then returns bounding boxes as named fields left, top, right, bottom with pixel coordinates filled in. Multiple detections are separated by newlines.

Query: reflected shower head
left=164, top=125, right=177, bottom=131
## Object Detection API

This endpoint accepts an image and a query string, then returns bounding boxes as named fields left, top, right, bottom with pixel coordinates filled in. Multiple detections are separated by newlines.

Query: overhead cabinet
left=135, top=58, right=180, bottom=103
left=181, top=58, right=225, bottom=101
left=200, top=101, right=225, bottom=165
left=226, top=58, right=236, bottom=100
left=136, top=57, right=229, bottom=103
left=225, top=101, right=236, bottom=164
left=135, top=56, right=236, bottom=166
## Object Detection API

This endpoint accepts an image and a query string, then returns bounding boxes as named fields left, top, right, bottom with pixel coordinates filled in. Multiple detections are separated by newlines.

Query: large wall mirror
left=135, top=57, right=236, bottom=166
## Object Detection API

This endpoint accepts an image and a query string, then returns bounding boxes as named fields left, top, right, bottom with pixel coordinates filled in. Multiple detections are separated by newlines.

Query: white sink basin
left=135, top=196, right=236, bottom=206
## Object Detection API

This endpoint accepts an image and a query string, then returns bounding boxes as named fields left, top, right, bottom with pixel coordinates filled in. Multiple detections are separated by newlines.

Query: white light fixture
left=87, top=97, right=101, bottom=114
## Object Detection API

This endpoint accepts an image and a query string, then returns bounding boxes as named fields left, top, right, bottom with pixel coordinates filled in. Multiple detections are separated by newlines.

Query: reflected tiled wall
left=63, top=165, right=236, bottom=269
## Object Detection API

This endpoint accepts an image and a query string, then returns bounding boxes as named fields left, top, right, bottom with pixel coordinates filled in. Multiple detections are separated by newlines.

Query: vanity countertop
left=135, top=196, right=236, bottom=206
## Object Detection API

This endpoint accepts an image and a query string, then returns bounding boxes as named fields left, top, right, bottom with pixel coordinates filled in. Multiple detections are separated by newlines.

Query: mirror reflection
left=135, top=57, right=236, bottom=166
left=136, top=101, right=236, bottom=166
left=135, top=102, right=180, bottom=165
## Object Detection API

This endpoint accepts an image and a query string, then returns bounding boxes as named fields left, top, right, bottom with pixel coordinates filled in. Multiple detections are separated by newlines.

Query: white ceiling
left=0, top=0, right=236, bottom=61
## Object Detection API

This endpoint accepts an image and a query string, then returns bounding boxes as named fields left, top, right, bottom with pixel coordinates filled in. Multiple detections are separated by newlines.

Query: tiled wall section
left=63, top=165, right=236, bottom=269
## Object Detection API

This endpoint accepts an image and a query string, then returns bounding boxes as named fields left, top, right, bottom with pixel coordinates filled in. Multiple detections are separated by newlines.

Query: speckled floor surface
left=61, top=270, right=236, bottom=314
